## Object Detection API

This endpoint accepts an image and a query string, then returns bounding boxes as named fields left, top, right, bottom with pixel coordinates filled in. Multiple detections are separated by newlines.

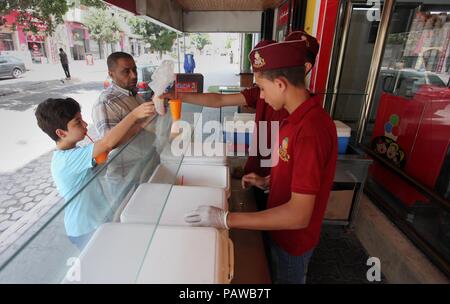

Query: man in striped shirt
left=92, top=52, right=155, bottom=142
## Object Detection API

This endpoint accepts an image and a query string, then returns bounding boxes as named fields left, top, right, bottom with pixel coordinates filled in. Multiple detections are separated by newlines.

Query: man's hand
left=241, top=173, right=270, bottom=190
left=184, top=206, right=229, bottom=229
left=159, top=92, right=176, bottom=100
left=131, top=102, right=155, bottom=120
left=139, top=116, right=154, bottom=129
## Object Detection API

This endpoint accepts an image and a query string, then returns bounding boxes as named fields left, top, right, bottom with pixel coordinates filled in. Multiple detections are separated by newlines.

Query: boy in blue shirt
left=35, top=97, right=154, bottom=248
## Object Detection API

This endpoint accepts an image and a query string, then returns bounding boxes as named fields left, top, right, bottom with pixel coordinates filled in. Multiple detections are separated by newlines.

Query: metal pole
left=329, top=1, right=353, bottom=117
left=239, top=33, right=244, bottom=73
left=323, top=0, right=348, bottom=110
left=176, top=33, right=181, bottom=73
left=356, top=0, right=395, bottom=143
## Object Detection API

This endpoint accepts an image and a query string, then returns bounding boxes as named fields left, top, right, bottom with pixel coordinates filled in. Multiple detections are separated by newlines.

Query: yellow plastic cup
left=169, top=99, right=182, bottom=121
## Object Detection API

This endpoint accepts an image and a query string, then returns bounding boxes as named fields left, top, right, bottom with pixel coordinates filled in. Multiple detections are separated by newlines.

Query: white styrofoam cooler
left=62, top=223, right=234, bottom=284
left=148, top=163, right=231, bottom=198
left=160, top=142, right=227, bottom=166
left=120, top=183, right=228, bottom=225
left=334, top=120, right=352, bottom=154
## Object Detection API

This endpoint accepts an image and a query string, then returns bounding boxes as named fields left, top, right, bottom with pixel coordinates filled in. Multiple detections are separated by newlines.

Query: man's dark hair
left=107, top=52, right=134, bottom=70
left=59, top=48, right=63, bottom=52
left=259, top=66, right=306, bottom=87
left=35, top=98, right=81, bottom=142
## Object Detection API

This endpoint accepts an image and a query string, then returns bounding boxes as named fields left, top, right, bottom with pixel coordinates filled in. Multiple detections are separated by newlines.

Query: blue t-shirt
left=51, top=144, right=112, bottom=237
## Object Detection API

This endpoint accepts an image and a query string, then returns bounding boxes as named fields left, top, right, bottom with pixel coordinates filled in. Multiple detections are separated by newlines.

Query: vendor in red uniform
left=160, top=31, right=319, bottom=212
left=184, top=38, right=338, bottom=284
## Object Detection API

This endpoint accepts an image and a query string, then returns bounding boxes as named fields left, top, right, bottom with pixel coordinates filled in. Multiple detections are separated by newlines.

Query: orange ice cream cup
left=169, top=99, right=182, bottom=121
left=95, top=151, right=109, bottom=165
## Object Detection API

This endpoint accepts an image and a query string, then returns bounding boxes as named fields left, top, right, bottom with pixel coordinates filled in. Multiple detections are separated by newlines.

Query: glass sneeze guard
left=0, top=108, right=201, bottom=283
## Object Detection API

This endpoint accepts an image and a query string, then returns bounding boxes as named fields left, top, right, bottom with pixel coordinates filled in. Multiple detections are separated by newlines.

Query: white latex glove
left=152, top=95, right=166, bottom=115
left=184, top=206, right=229, bottom=230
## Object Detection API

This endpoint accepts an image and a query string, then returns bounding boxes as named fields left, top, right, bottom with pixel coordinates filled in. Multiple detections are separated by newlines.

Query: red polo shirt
left=268, top=95, right=337, bottom=256
left=240, top=86, right=289, bottom=177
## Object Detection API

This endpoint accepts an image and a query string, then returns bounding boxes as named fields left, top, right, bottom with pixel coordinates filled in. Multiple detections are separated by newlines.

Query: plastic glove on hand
left=184, top=206, right=229, bottom=230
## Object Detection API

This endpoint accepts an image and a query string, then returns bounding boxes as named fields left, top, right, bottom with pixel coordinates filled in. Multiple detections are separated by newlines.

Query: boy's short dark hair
left=259, top=66, right=306, bottom=87
left=107, top=52, right=134, bottom=71
left=35, top=98, right=81, bottom=142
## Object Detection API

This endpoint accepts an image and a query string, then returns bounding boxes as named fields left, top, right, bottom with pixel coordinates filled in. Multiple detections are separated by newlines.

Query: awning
left=103, top=0, right=283, bottom=32
left=104, top=0, right=137, bottom=14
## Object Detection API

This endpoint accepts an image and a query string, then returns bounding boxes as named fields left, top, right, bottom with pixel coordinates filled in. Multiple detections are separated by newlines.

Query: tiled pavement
left=0, top=151, right=56, bottom=235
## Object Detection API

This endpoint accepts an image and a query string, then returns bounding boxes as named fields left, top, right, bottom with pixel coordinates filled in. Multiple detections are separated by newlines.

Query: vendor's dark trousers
left=62, top=64, right=71, bottom=78
left=253, top=186, right=268, bottom=212
left=269, top=237, right=314, bottom=284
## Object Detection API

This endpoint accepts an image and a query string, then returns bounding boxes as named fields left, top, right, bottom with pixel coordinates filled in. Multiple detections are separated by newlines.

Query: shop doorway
left=325, top=1, right=381, bottom=134
left=71, top=28, right=87, bottom=60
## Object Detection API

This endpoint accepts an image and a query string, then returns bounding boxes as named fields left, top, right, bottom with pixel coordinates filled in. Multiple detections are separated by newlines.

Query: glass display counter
left=0, top=109, right=236, bottom=283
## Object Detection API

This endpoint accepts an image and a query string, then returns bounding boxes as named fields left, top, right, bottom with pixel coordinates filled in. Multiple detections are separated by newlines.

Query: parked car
left=379, top=68, right=447, bottom=98
left=103, top=64, right=157, bottom=100
left=0, top=55, right=26, bottom=79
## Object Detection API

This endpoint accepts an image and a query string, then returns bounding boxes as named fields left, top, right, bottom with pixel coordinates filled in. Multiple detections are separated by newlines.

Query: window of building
left=0, top=33, right=15, bottom=51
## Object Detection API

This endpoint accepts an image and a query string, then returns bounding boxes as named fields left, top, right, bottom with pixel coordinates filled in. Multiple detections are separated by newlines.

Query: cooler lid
left=63, top=223, right=155, bottom=284
left=137, top=226, right=228, bottom=283
left=176, top=164, right=230, bottom=197
left=63, top=223, right=231, bottom=284
left=121, top=184, right=227, bottom=225
left=148, top=164, right=231, bottom=198
left=160, top=142, right=227, bottom=165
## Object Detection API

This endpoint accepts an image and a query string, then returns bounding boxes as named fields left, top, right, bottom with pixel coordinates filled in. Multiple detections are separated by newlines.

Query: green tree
left=191, top=33, right=211, bottom=52
left=0, top=0, right=104, bottom=34
left=128, top=16, right=177, bottom=59
left=83, top=7, right=121, bottom=55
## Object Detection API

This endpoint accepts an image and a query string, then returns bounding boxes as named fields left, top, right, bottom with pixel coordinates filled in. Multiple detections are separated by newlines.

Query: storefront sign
left=4, top=11, right=47, bottom=31
left=176, top=82, right=198, bottom=93
left=277, top=1, right=290, bottom=27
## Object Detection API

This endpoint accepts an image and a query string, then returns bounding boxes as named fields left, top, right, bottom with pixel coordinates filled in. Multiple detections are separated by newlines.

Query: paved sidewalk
left=0, top=151, right=56, bottom=234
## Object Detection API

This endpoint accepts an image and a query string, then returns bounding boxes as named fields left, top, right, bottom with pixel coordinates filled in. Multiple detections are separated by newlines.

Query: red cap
left=285, top=31, right=319, bottom=59
left=254, top=39, right=276, bottom=48
left=249, top=40, right=308, bottom=72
